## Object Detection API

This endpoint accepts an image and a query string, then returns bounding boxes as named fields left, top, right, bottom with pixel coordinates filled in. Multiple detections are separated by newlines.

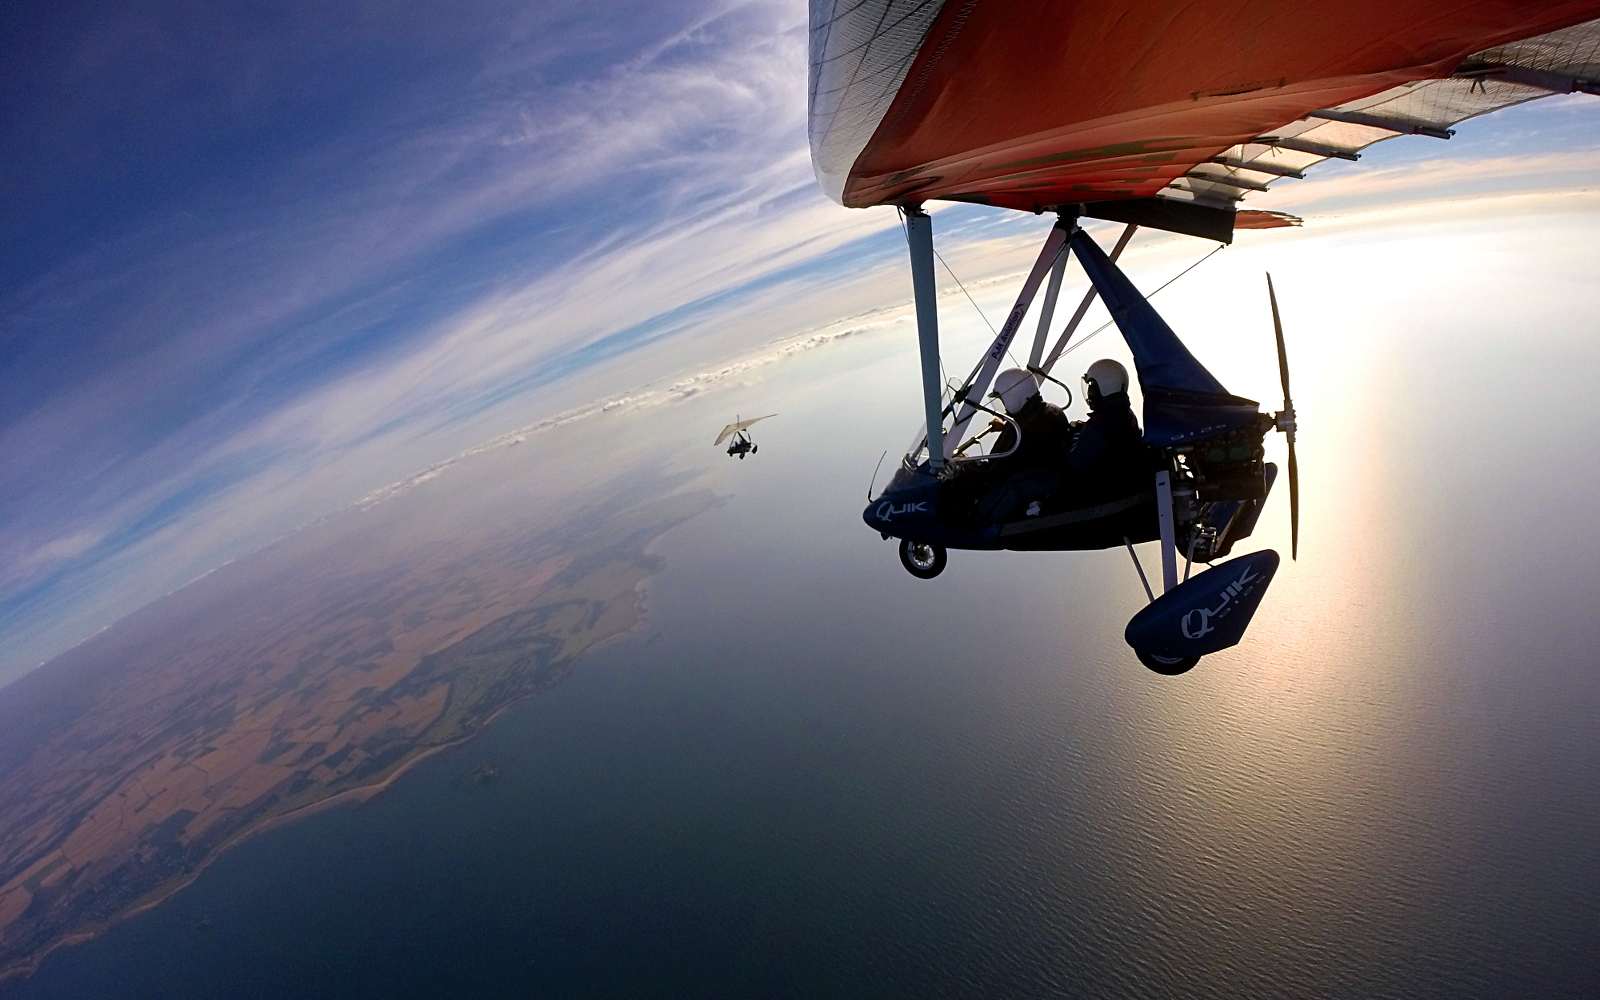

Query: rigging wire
left=1055, top=242, right=1227, bottom=362
left=933, top=247, right=996, bottom=336
left=898, top=211, right=1226, bottom=418
left=933, top=245, right=1028, bottom=371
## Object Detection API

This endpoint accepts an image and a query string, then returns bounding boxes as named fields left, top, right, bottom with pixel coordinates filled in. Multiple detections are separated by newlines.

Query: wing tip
left=1234, top=210, right=1304, bottom=230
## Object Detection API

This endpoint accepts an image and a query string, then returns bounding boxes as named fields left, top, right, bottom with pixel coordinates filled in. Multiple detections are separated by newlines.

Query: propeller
left=1266, top=273, right=1298, bottom=560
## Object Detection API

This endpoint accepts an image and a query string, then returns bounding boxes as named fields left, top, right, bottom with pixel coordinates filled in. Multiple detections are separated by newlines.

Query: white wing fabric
left=714, top=414, right=776, bottom=446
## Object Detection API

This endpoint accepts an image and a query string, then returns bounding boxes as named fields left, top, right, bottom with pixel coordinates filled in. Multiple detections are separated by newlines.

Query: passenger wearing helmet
left=1068, top=359, right=1146, bottom=485
left=988, top=367, right=1072, bottom=469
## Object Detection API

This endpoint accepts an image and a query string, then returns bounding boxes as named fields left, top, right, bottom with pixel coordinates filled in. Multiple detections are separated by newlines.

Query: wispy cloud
left=1, top=0, right=910, bottom=674
left=9, top=533, right=105, bottom=576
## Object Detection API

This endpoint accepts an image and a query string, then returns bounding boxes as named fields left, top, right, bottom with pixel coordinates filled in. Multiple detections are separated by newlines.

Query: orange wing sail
left=810, top=0, right=1600, bottom=232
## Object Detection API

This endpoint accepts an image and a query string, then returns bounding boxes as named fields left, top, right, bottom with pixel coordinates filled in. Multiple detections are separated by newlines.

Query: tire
left=1135, top=649, right=1200, bottom=675
left=898, top=539, right=947, bottom=579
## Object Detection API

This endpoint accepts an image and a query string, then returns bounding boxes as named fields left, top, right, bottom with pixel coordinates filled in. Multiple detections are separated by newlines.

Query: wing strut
left=903, top=206, right=946, bottom=470
left=1026, top=241, right=1070, bottom=368
left=943, top=216, right=1075, bottom=459
left=1039, top=224, right=1137, bottom=376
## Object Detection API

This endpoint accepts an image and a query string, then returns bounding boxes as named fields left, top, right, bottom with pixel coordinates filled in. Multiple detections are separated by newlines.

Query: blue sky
left=2, top=0, right=1597, bottom=682
left=0, top=0, right=837, bottom=672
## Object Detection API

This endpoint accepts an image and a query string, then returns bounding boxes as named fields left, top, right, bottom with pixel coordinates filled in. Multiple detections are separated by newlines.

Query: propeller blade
left=1267, top=273, right=1298, bottom=560
left=1287, top=436, right=1299, bottom=560
left=1267, top=273, right=1291, bottom=407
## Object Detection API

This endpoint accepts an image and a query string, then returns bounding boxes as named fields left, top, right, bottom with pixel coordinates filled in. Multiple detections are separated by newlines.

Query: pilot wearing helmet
left=1068, top=358, right=1145, bottom=480
left=988, top=367, right=1072, bottom=468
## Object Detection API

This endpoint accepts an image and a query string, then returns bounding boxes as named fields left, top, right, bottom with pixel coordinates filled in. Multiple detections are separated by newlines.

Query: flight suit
left=1067, top=390, right=1149, bottom=497
left=976, top=394, right=1074, bottom=523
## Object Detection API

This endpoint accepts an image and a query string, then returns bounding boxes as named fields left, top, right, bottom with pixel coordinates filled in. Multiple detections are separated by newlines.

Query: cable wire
left=933, top=246, right=1027, bottom=371
left=1056, top=243, right=1226, bottom=361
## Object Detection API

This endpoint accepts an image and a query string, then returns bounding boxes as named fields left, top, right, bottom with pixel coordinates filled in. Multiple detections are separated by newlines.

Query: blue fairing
left=1124, top=549, right=1280, bottom=659
left=864, top=465, right=1002, bottom=549
left=1070, top=230, right=1262, bottom=445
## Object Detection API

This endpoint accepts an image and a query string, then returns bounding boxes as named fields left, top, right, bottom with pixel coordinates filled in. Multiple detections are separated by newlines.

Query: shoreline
left=0, top=721, right=480, bottom=983
left=0, top=577, right=669, bottom=984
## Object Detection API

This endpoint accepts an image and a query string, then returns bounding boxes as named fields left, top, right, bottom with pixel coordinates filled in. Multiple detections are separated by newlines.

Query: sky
left=2, top=0, right=1598, bottom=683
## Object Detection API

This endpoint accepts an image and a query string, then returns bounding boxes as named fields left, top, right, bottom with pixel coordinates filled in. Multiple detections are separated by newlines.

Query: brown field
left=0, top=486, right=715, bottom=978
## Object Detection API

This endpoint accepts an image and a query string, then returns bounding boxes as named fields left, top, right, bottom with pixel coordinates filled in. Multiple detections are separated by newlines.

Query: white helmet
left=991, top=367, right=1040, bottom=415
left=1084, top=358, right=1129, bottom=397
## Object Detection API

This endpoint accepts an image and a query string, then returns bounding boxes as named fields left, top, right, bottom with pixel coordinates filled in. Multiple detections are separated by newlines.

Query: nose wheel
left=898, top=539, right=947, bottom=579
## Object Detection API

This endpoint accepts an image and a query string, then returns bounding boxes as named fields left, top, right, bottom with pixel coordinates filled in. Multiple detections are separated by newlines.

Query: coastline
left=0, top=507, right=700, bottom=984
left=0, top=720, right=486, bottom=983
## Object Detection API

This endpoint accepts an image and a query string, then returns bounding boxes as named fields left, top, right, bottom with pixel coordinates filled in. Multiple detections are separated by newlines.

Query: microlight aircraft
left=808, top=0, right=1600, bottom=672
left=715, top=414, right=775, bottom=459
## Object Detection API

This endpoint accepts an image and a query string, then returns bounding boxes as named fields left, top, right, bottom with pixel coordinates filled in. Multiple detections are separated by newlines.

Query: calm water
left=5, top=218, right=1599, bottom=997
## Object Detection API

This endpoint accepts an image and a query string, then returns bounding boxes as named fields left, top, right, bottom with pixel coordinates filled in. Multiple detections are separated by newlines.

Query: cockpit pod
left=863, top=462, right=1001, bottom=578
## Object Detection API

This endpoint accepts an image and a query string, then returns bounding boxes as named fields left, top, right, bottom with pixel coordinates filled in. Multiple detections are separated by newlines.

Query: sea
left=4, top=209, right=1597, bottom=998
